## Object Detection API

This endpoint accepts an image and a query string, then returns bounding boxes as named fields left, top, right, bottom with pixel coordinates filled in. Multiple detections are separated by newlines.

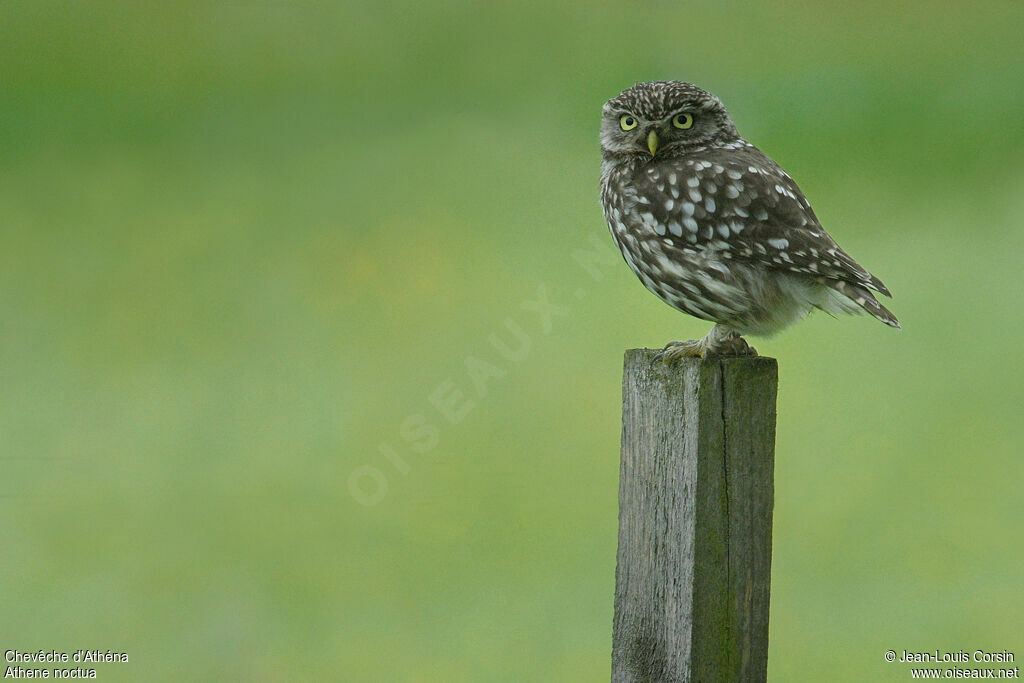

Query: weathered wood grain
left=612, top=350, right=777, bottom=683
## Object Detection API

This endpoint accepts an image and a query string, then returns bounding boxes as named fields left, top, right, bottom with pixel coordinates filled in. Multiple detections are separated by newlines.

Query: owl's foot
left=656, top=339, right=709, bottom=362
left=713, top=334, right=757, bottom=358
left=655, top=326, right=757, bottom=363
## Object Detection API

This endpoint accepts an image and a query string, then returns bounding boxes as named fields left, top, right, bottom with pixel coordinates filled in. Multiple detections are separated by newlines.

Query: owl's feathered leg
left=655, top=324, right=757, bottom=362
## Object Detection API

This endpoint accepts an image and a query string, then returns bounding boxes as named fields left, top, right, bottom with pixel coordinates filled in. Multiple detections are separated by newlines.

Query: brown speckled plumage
left=599, top=81, right=898, bottom=357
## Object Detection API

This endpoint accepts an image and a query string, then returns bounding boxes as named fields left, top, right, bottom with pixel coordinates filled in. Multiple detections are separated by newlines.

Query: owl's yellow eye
left=620, top=114, right=638, bottom=131
left=672, top=113, right=694, bottom=129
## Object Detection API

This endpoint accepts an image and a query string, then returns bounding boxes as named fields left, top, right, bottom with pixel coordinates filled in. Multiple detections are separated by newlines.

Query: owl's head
left=601, top=81, right=739, bottom=161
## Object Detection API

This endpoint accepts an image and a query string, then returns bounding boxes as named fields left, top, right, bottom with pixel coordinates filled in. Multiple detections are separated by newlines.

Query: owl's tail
left=823, top=279, right=901, bottom=329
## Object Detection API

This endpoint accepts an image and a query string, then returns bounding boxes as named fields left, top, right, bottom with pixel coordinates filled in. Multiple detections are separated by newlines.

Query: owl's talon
left=718, top=335, right=758, bottom=357
left=655, top=339, right=708, bottom=363
left=654, top=327, right=757, bottom=363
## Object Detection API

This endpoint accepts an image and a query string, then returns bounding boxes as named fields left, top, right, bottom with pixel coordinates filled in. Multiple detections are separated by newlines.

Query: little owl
left=600, top=81, right=899, bottom=359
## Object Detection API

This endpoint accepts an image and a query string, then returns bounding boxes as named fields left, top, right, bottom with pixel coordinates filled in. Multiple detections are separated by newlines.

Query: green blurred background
left=1, top=1, right=1021, bottom=680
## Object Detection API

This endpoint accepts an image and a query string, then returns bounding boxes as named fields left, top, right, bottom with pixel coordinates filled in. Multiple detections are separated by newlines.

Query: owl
left=600, top=81, right=899, bottom=359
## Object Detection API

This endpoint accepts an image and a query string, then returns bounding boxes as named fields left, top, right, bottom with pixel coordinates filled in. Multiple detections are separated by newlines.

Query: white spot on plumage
left=688, top=189, right=702, bottom=202
left=657, top=254, right=685, bottom=277
left=683, top=217, right=698, bottom=233
left=640, top=212, right=659, bottom=234
left=717, top=224, right=730, bottom=237
left=705, top=197, right=716, bottom=213
left=668, top=173, right=677, bottom=185
left=682, top=202, right=695, bottom=216
left=768, top=238, right=789, bottom=249
left=724, top=185, right=739, bottom=198
left=664, top=199, right=674, bottom=211
left=668, top=221, right=683, bottom=237
left=686, top=177, right=700, bottom=188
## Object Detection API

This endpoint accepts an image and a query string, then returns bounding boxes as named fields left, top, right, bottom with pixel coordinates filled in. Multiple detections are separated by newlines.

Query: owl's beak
left=647, top=130, right=659, bottom=156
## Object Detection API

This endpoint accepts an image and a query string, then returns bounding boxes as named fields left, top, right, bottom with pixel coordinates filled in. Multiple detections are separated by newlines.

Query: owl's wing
left=632, top=146, right=892, bottom=298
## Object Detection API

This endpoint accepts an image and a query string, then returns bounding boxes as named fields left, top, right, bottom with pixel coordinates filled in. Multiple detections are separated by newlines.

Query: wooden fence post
left=612, top=350, right=778, bottom=682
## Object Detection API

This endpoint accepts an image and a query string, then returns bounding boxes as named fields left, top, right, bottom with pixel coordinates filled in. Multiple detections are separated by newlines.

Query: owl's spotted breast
left=609, top=143, right=889, bottom=295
